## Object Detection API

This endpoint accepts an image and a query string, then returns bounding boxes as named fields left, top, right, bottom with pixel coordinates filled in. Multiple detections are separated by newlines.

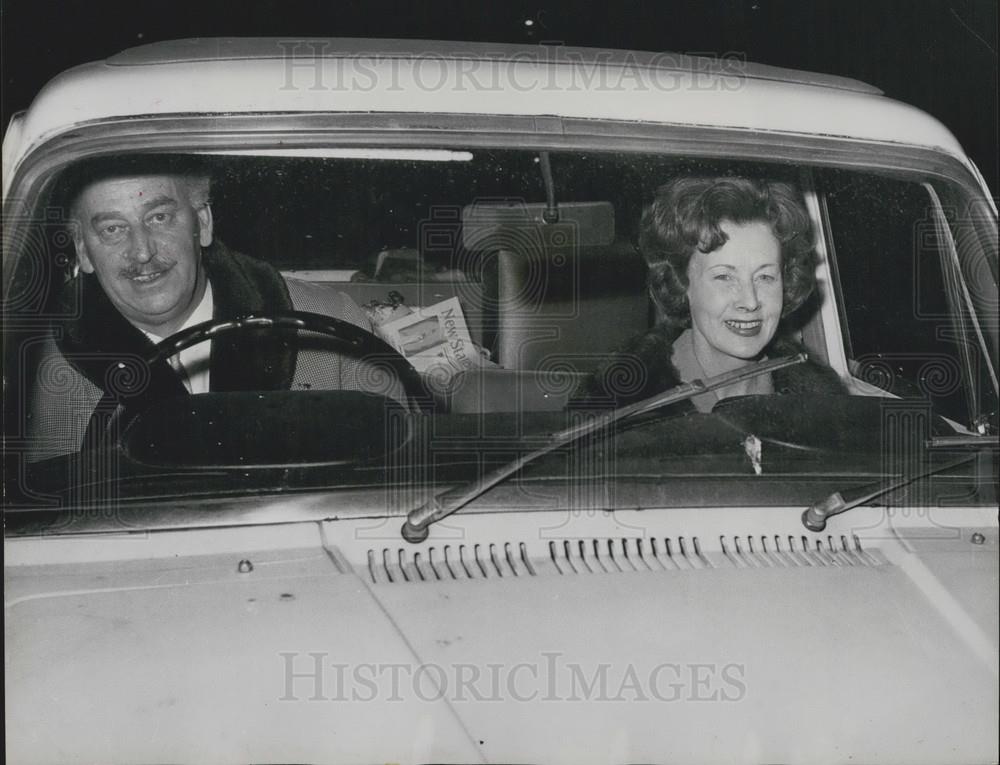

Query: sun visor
left=462, top=200, right=615, bottom=250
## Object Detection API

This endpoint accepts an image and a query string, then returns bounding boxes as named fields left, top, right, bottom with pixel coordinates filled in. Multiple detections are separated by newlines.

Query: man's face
left=71, top=175, right=213, bottom=337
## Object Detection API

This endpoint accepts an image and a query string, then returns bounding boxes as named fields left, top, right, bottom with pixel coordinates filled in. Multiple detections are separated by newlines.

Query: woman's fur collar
left=571, top=321, right=846, bottom=409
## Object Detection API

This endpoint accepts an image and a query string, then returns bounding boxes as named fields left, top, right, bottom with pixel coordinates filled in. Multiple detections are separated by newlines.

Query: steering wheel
left=84, top=311, right=431, bottom=448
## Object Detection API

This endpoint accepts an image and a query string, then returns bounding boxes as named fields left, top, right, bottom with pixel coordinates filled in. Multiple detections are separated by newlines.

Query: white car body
left=4, top=39, right=998, bottom=764
left=2, top=39, right=987, bottom=196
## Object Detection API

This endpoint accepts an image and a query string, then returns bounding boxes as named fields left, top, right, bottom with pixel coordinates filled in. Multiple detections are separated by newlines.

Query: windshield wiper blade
left=401, top=353, right=807, bottom=543
left=800, top=451, right=988, bottom=532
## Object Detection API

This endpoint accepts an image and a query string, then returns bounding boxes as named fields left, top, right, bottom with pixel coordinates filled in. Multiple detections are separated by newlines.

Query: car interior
left=23, top=146, right=993, bottom=446
left=198, top=150, right=836, bottom=415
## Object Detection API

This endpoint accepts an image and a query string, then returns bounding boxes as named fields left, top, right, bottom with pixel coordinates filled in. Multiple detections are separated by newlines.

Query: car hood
left=5, top=513, right=998, bottom=764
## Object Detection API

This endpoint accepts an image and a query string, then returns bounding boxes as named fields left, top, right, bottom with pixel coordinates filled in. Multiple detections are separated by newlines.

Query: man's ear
left=70, top=225, right=95, bottom=274
left=196, top=204, right=214, bottom=247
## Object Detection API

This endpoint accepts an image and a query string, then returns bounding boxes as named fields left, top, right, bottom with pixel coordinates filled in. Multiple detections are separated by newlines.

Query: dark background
left=2, top=0, right=997, bottom=194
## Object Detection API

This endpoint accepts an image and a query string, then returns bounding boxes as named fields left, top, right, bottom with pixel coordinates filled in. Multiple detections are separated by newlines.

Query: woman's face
left=686, top=220, right=783, bottom=372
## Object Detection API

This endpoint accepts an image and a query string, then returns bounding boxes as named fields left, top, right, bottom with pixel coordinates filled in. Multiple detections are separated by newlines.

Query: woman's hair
left=639, top=176, right=817, bottom=324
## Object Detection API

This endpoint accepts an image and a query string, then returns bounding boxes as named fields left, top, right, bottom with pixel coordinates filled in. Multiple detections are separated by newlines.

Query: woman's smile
left=723, top=318, right=763, bottom=336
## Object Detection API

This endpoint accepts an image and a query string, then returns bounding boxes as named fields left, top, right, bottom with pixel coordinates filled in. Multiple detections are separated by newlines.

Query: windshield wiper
left=401, top=353, right=807, bottom=542
left=801, top=440, right=997, bottom=531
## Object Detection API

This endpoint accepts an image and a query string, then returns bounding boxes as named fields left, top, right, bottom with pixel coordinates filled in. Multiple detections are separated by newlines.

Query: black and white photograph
left=2, top=1, right=998, bottom=762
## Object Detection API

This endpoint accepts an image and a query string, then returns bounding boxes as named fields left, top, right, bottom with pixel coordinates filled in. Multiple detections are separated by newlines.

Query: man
left=27, top=159, right=405, bottom=460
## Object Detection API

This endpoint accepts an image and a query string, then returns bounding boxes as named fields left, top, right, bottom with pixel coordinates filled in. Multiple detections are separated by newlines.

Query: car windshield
left=4, top=145, right=998, bottom=524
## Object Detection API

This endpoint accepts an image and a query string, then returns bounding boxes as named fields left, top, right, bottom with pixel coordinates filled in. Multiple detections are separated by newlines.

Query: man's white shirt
left=141, top=282, right=214, bottom=394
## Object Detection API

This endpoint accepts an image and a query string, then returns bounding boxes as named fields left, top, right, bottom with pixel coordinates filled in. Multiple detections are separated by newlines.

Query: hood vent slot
left=549, top=534, right=882, bottom=574
left=368, top=542, right=536, bottom=584
left=368, top=534, right=883, bottom=583
left=719, top=533, right=884, bottom=569
left=548, top=537, right=710, bottom=574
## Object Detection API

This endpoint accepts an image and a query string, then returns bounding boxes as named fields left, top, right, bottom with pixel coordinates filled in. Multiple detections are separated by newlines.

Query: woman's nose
left=735, top=279, right=760, bottom=311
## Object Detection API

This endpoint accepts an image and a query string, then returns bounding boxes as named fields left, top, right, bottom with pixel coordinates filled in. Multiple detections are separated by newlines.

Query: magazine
left=376, top=297, right=483, bottom=379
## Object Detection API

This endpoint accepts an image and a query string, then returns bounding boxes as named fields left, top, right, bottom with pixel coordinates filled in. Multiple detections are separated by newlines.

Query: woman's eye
left=713, top=273, right=733, bottom=281
left=756, top=273, right=777, bottom=283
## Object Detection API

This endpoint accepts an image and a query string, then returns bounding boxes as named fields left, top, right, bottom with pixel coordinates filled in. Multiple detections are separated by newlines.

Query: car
left=3, top=37, right=998, bottom=764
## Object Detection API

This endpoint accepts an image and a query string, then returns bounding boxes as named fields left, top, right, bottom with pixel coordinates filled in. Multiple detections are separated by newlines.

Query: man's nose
left=735, top=279, right=760, bottom=311
left=130, top=229, right=157, bottom=264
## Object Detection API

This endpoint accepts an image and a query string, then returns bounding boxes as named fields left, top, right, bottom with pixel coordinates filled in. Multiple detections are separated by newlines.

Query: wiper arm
left=401, top=353, right=807, bottom=543
left=800, top=446, right=995, bottom=532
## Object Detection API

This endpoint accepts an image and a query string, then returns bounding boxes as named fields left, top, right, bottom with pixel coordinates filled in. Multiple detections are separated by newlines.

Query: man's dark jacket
left=55, top=241, right=303, bottom=400
left=28, top=242, right=389, bottom=460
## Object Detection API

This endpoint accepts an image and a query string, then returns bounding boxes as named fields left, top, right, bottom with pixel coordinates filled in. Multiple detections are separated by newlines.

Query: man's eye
left=100, top=224, right=125, bottom=237
left=147, top=212, right=173, bottom=226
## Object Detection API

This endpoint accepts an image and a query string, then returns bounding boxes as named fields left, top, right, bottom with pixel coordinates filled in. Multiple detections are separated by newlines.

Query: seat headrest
left=462, top=201, right=615, bottom=250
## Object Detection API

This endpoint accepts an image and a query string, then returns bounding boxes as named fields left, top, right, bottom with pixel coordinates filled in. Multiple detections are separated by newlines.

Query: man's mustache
left=118, top=257, right=175, bottom=279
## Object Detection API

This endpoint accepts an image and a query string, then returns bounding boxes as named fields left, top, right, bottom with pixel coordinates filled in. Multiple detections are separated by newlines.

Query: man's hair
left=56, top=155, right=213, bottom=222
left=639, top=176, right=817, bottom=324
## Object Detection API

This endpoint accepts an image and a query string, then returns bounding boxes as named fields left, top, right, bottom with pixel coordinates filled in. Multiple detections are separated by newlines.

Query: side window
left=821, top=169, right=993, bottom=429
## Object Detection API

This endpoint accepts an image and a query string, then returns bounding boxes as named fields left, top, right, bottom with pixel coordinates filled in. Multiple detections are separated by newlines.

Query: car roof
left=104, top=38, right=882, bottom=94
left=3, top=37, right=969, bottom=193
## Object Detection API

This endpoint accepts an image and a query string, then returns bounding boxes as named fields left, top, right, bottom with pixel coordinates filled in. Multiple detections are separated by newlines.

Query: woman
left=571, top=176, right=845, bottom=410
